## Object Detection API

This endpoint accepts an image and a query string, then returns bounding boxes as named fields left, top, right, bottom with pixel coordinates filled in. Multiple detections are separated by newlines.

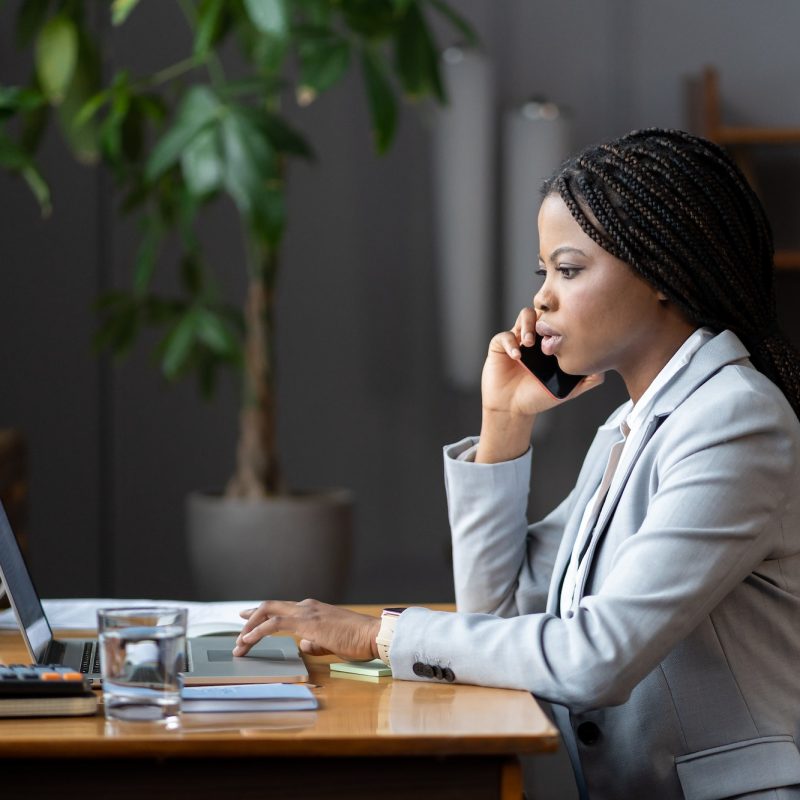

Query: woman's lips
left=535, top=321, right=563, bottom=356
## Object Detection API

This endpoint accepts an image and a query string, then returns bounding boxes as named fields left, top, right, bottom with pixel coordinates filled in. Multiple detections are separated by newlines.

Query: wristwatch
left=375, top=607, right=406, bottom=666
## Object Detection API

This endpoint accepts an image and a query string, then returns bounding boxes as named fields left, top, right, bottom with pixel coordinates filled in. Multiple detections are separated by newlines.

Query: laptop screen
left=0, top=501, right=53, bottom=661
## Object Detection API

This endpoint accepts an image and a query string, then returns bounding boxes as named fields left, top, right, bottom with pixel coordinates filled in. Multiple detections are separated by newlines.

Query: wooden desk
left=0, top=606, right=558, bottom=800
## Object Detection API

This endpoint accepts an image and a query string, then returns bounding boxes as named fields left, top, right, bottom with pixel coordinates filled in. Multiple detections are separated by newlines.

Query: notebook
left=0, top=501, right=308, bottom=686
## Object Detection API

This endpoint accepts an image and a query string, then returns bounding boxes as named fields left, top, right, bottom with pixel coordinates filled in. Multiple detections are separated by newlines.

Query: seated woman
left=233, top=129, right=800, bottom=800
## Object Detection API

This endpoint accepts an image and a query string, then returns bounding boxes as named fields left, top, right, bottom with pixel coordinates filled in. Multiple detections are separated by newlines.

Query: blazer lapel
left=572, top=415, right=666, bottom=602
left=546, top=424, right=622, bottom=615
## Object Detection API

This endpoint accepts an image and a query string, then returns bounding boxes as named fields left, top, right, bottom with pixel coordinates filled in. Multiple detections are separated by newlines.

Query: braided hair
left=542, top=128, right=800, bottom=419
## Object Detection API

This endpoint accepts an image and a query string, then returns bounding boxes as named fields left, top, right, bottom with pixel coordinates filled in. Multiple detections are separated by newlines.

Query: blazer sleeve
left=444, top=436, right=576, bottom=617
left=395, top=381, right=799, bottom=713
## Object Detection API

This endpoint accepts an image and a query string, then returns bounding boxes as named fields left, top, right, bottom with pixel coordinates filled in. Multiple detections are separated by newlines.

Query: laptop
left=0, top=502, right=308, bottom=685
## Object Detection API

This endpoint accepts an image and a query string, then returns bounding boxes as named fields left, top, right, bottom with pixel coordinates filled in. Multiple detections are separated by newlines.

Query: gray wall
left=3, top=1, right=800, bottom=603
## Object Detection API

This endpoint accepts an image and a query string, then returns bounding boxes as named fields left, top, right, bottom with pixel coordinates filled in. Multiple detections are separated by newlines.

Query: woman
left=234, top=129, right=800, bottom=799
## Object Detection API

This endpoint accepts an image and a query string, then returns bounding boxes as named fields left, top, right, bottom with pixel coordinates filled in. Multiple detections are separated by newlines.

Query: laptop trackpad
left=207, top=649, right=286, bottom=662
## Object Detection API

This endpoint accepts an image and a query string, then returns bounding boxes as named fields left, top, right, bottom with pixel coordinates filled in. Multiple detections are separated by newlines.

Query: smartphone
left=519, top=337, right=586, bottom=399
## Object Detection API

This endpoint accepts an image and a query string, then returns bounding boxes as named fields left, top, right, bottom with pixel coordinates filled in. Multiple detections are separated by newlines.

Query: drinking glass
left=97, top=606, right=187, bottom=724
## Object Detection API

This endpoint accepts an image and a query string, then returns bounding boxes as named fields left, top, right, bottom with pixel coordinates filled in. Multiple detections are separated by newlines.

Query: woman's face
left=535, top=193, right=691, bottom=398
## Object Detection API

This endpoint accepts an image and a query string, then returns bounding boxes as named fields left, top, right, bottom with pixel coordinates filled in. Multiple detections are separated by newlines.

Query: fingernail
left=232, top=646, right=242, bottom=656
left=524, top=332, right=534, bottom=343
left=511, top=348, right=521, bottom=358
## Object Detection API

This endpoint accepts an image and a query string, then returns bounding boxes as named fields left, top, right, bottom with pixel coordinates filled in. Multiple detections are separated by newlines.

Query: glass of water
left=97, top=606, right=187, bottom=725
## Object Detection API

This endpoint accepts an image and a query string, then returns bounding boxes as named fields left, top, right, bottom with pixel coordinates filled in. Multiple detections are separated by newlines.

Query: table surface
left=0, top=604, right=559, bottom=759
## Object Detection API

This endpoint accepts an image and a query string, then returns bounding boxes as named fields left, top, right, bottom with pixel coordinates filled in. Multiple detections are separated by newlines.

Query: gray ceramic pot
left=186, top=490, right=354, bottom=602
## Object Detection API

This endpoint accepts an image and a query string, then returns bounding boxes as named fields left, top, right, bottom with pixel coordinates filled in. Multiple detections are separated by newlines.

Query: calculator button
left=61, top=673, right=83, bottom=681
left=40, top=672, right=62, bottom=680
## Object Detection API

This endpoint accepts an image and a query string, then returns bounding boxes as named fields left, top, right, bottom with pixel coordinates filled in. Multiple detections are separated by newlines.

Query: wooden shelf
left=715, top=127, right=800, bottom=146
left=688, top=66, right=800, bottom=269
left=773, top=251, right=800, bottom=270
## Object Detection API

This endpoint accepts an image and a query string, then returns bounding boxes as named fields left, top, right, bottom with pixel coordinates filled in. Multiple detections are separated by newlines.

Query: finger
left=239, top=600, right=294, bottom=635
left=239, top=607, right=257, bottom=619
left=512, top=307, right=538, bottom=346
left=233, top=616, right=282, bottom=657
left=490, top=331, right=524, bottom=360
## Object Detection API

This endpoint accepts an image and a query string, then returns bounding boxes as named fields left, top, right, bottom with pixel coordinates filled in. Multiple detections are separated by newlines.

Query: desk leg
left=501, top=756, right=524, bottom=800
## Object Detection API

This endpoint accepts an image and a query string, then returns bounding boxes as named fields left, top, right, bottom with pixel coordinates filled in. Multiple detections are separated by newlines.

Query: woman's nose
left=533, top=284, right=553, bottom=312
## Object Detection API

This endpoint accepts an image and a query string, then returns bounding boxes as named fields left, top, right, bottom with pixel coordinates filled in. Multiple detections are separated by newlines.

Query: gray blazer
left=390, top=330, right=800, bottom=799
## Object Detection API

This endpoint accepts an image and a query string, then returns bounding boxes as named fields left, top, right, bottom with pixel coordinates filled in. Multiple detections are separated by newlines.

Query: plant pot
left=187, top=490, right=354, bottom=602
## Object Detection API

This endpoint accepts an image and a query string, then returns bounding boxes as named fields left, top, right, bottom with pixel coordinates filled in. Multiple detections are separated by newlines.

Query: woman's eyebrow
left=538, top=246, right=588, bottom=263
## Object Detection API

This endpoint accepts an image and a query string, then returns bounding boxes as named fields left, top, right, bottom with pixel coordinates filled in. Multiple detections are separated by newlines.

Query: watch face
left=383, top=607, right=406, bottom=616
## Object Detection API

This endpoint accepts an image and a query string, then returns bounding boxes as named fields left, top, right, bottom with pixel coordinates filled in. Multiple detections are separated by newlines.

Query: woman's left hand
left=233, top=598, right=382, bottom=661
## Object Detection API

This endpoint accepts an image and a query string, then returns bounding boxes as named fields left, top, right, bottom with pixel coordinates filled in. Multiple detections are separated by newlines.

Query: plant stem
left=226, top=247, right=281, bottom=498
left=147, top=56, right=204, bottom=89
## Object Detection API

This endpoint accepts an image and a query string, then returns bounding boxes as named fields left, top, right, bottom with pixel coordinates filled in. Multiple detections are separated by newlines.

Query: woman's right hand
left=476, top=307, right=603, bottom=463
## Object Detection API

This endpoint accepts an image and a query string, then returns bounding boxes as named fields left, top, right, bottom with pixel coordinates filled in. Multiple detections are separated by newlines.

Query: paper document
left=0, top=598, right=260, bottom=637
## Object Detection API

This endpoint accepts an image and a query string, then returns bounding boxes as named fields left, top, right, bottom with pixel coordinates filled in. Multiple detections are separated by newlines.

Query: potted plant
left=0, top=0, right=476, bottom=599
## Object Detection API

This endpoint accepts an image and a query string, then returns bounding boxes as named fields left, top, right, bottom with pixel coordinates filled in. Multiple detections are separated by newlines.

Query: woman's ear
left=657, top=291, right=669, bottom=302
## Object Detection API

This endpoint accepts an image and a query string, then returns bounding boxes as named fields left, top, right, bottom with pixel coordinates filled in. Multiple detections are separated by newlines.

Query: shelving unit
left=689, top=66, right=800, bottom=269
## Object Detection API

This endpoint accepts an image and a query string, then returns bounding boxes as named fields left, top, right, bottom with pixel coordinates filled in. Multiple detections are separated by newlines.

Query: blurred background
left=2, top=0, right=800, bottom=607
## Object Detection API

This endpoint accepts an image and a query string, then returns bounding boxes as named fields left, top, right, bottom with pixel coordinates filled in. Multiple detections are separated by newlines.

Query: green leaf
left=133, top=220, right=163, bottom=295
left=243, top=0, right=288, bottom=37
left=145, top=85, right=220, bottom=181
left=342, top=0, right=400, bottom=38
left=35, top=15, right=79, bottom=104
left=298, top=38, right=351, bottom=102
left=360, top=46, right=397, bottom=154
left=74, top=89, right=110, bottom=128
left=400, top=4, right=445, bottom=102
left=111, top=0, right=139, bottom=25
left=20, top=101, right=50, bottom=153
left=194, top=0, right=226, bottom=56
left=294, top=0, right=331, bottom=27
left=394, top=5, right=429, bottom=98
left=195, top=308, right=240, bottom=359
left=0, top=131, right=51, bottom=216
left=161, top=309, right=199, bottom=380
left=260, top=111, right=313, bottom=158
left=250, top=185, right=285, bottom=248
left=180, top=253, right=204, bottom=295
left=21, top=163, right=52, bottom=217
left=16, top=0, right=51, bottom=46
left=93, top=294, right=141, bottom=357
left=97, top=71, right=131, bottom=164
left=0, top=132, right=28, bottom=170
left=57, top=33, right=102, bottom=163
left=221, top=76, right=286, bottom=99
left=111, top=0, right=141, bottom=26
left=220, top=109, right=274, bottom=216
left=428, top=0, right=479, bottom=48
left=181, top=125, right=223, bottom=196
left=120, top=101, right=145, bottom=163
left=0, top=86, right=45, bottom=116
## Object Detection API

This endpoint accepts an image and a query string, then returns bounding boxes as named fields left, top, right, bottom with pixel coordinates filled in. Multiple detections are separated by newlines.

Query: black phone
left=519, top=337, right=586, bottom=399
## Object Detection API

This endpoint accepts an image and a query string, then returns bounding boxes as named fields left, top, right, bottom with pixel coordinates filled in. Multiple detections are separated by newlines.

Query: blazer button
left=576, top=722, right=601, bottom=746
left=432, top=666, right=443, bottom=680
left=442, top=668, right=455, bottom=682
left=422, top=664, right=435, bottom=679
left=413, top=662, right=425, bottom=676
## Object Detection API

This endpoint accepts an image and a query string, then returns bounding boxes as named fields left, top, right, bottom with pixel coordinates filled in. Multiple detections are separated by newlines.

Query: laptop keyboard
left=79, top=642, right=100, bottom=674
left=75, top=642, right=188, bottom=675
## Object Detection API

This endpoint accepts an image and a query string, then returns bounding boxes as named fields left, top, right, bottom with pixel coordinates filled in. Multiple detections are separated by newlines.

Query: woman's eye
left=557, top=266, right=581, bottom=279
left=535, top=267, right=546, bottom=277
